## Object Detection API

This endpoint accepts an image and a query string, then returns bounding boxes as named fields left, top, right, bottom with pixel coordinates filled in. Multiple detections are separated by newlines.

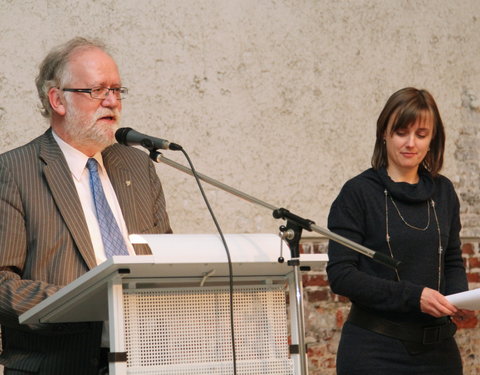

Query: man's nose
left=101, top=90, right=120, bottom=108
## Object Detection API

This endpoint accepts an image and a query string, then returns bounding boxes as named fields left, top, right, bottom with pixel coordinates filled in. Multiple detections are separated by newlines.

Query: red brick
left=467, top=273, right=480, bottom=283
left=454, top=314, right=478, bottom=329
left=309, top=358, right=320, bottom=369
left=462, top=243, right=475, bottom=255
left=468, top=257, right=480, bottom=269
left=307, top=346, right=325, bottom=357
left=303, top=274, right=329, bottom=287
left=336, top=309, right=345, bottom=328
left=299, top=244, right=309, bottom=254
left=323, top=357, right=336, bottom=368
left=307, top=289, right=330, bottom=303
left=335, top=294, right=349, bottom=303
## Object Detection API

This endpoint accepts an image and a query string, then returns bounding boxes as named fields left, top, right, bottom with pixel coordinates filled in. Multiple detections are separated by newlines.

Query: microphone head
left=114, top=127, right=182, bottom=151
left=115, top=127, right=132, bottom=145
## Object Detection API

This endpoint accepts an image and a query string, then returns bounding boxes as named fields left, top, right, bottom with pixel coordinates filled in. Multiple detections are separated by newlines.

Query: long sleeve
left=441, top=179, right=468, bottom=295
left=326, top=178, right=424, bottom=315
left=0, top=161, right=62, bottom=329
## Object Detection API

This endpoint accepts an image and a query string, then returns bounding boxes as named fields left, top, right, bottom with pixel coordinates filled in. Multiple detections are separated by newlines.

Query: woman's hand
left=420, top=287, right=457, bottom=317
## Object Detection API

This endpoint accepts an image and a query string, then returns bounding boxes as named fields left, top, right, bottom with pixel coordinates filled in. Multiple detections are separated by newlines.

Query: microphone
left=115, top=127, right=182, bottom=151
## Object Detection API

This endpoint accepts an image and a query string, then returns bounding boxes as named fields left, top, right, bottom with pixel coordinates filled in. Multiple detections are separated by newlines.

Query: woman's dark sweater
left=327, top=167, right=468, bottom=325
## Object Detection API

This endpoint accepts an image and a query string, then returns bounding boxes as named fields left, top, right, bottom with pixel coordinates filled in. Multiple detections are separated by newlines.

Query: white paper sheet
left=446, top=288, right=480, bottom=310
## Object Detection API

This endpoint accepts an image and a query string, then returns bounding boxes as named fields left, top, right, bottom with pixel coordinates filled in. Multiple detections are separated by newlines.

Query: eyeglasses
left=62, top=86, right=128, bottom=100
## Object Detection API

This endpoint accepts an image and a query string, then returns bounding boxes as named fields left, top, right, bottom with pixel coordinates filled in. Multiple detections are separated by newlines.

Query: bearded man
left=0, top=37, right=172, bottom=375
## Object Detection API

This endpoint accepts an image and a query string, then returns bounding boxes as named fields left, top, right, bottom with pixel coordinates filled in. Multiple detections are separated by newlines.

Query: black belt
left=347, top=304, right=457, bottom=345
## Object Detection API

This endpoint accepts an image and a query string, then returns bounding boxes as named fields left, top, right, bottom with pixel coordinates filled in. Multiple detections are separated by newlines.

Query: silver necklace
left=384, top=189, right=443, bottom=290
left=388, top=194, right=430, bottom=231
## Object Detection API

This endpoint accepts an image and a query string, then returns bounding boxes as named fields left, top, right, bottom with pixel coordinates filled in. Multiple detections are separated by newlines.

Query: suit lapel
left=102, top=147, right=139, bottom=234
left=103, top=146, right=156, bottom=256
left=39, top=131, right=98, bottom=270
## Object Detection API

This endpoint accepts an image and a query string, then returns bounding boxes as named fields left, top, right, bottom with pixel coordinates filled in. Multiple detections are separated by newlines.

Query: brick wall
left=300, top=237, right=480, bottom=375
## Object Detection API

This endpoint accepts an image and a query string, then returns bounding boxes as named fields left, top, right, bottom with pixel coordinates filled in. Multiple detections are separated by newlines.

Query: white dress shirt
left=53, top=131, right=136, bottom=347
left=52, top=131, right=135, bottom=264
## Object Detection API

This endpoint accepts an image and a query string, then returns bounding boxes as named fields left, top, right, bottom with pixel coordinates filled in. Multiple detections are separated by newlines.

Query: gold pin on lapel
left=126, top=180, right=131, bottom=187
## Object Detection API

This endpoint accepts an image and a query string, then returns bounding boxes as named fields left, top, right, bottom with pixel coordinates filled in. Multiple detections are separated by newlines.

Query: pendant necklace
left=384, top=189, right=443, bottom=290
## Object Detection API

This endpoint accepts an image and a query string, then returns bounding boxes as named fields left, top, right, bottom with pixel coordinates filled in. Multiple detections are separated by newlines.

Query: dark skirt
left=336, top=322, right=463, bottom=375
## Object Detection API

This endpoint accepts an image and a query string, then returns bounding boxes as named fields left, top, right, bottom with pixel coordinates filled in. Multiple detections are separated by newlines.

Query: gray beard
left=63, top=106, right=120, bottom=151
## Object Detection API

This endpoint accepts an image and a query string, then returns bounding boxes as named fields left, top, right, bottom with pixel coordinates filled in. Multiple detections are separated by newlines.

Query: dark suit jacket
left=0, top=129, right=172, bottom=374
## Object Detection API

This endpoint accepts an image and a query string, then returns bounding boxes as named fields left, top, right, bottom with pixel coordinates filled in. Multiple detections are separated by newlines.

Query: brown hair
left=371, top=87, right=445, bottom=176
left=35, top=37, right=108, bottom=119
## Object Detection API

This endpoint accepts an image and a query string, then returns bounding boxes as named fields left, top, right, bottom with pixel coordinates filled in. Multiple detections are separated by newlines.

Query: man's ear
left=48, top=87, right=66, bottom=116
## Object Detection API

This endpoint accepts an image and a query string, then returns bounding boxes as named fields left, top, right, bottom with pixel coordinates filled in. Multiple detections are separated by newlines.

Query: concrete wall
left=1, top=0, right=480, bottom=373
left=1, top=0, right=480, bottom=236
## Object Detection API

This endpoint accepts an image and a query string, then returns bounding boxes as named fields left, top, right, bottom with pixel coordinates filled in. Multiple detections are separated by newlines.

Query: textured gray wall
left=1, top=0, right=479, bottom=236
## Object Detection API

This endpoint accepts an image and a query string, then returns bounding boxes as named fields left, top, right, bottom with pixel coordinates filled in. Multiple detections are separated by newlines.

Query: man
left=0, top=37, right=172, bottom=374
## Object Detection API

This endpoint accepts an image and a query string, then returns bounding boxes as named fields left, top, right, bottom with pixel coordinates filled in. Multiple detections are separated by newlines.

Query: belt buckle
left=423, top=325, right=441, bottom=344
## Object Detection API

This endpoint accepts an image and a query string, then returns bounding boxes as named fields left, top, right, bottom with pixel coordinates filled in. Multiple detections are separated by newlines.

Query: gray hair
left=35, top=37, right=108, bottom=119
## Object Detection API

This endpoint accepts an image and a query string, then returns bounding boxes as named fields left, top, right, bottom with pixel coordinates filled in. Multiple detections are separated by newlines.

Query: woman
left=327, top=87, right=471, bottom=375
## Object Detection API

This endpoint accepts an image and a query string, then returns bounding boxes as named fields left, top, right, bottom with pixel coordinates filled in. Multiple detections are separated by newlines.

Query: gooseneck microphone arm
left=149, top=151, right=400, bottom=270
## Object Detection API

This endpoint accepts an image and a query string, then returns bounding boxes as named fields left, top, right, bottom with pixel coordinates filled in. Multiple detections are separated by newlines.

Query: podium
left=20, top=234, right=327, bottom=375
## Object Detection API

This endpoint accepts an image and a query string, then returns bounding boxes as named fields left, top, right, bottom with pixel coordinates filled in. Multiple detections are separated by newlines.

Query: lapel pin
left=126, top=180, right=131, bottom=187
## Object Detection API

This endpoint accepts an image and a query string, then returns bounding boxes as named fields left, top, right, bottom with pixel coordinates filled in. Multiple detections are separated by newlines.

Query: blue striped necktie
left=86, top=158, right=129, bottom=258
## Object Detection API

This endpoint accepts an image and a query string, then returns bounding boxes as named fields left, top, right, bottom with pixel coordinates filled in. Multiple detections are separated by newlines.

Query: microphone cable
left=178, top=148, right=238, bottom=375
left=115, top=127, right=238, bottom=373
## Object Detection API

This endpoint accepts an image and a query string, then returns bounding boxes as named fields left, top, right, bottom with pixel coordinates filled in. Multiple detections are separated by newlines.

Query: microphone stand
left=149, top=151, right=400, bottom=375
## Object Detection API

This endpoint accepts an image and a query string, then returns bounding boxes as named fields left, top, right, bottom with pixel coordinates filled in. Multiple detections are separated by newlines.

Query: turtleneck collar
left=376, top=167, right=435, bottom=203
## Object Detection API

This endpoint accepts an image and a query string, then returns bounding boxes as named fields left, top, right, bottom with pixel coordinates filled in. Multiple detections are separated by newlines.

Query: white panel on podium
left=19, top=233, right=327, bottom=375
left=131, top=232, right=327, bottom=266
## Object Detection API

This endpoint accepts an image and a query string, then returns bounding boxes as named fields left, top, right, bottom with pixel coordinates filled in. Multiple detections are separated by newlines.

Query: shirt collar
left=52, top=130, right=105, bottom=181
